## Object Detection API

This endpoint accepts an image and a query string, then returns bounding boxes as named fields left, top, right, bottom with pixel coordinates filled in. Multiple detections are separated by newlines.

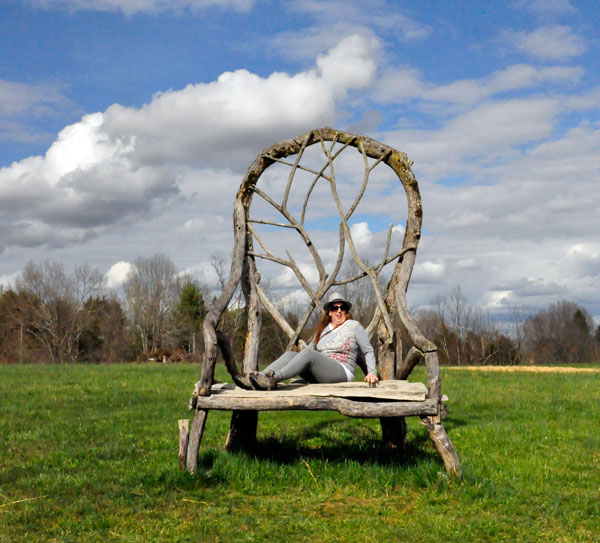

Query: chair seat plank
left=210, top=380, right=427, bottom=401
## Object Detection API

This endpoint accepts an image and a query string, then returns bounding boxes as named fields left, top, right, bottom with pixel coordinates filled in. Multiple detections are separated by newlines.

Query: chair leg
left=225, top=410, right=258, bottom=451
left=421, top=416, right=462, bottom=479
left=380, top=416, right=407, bottom=450
left=186, top=409, right=208, bottom=473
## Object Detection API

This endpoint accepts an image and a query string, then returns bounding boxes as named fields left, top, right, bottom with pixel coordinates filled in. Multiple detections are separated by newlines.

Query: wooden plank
left=209, top=380, right=427, bottom=401
left=192, top=395, right=438, bottom=418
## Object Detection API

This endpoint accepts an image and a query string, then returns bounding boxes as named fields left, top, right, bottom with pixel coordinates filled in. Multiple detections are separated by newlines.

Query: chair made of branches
left=180, top=127, right=461, bottom=478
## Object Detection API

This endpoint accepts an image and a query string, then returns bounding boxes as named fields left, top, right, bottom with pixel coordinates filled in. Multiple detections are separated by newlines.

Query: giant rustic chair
left=180, top=127, right=461, bottom=478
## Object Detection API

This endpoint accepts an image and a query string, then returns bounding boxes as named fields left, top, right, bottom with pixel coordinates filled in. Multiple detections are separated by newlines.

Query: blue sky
left=1, top=0, right=600, bottom=321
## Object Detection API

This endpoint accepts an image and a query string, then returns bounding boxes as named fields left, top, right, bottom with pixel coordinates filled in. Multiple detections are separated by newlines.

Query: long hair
left=313, top=308, right=353, bottom=345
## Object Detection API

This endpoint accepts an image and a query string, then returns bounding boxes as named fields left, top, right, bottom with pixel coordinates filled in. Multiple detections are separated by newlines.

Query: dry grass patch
left=445, top=365, right=600, bottom=373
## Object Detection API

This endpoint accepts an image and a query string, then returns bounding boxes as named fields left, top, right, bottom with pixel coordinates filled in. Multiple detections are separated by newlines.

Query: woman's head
left=314, top=292, right=353, bottom=343
left=323, top=292, right=352, bottom=314
left=328, top=301, right=350, bottom=327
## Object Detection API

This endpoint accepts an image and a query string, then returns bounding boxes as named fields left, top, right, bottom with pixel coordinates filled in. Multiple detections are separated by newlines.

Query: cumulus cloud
left=565, top=245, right=600, bottom=279
left=412, top=260, right=445, bottom=284
left=102, top=35, right=377, bottom=168
left=493, top=276, right=567, bottom=297
left=349, top=222, right=373, bottom=247
left=0, top=35, right=378, bottom=251
left=104, top=261, right=133, bottom=288
left=506, top=25, right=586, bottom=61
left=391, top=97, right=561, bottom=171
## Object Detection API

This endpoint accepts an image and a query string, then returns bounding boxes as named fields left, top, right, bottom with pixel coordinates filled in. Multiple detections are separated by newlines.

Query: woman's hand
left=364, top=373, right=379, bottom=385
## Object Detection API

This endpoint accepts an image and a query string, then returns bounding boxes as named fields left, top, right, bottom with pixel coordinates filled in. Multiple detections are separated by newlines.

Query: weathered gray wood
left=424, top=351, right=441, bottom=400
left=216, top=329, right=241, bottom=379
left=196, top=200, right=247, bottom=397
left=209, top=380, right=426, bottom=401
left=224, top=411, right=258, bottom=452
left=192, top=395, right=438, bottom=418
left=397, top=346, right=423, bottom=380
left=420, top=415, right=462, bottom=479
left=178, top=419, right=190, bottom=470
left=185, top=409, right=208, bottom=474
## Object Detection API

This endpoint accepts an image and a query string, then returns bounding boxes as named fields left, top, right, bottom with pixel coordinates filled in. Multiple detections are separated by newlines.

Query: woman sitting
left=234, top=292, right=379, bottom=390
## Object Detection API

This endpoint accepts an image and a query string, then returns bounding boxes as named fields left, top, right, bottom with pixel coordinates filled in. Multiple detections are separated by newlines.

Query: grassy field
left=1, top=363, right=599, bottom=542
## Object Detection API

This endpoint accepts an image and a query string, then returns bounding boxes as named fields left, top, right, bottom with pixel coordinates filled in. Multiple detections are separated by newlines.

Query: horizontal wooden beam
left=209, top=380, right=427, bottom=401
left=190, top=395, right=438, bottom=418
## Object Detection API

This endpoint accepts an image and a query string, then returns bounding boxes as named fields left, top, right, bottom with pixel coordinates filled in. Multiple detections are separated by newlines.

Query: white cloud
left=456, top=258, right=480, bottom=271
left=507, top=25, right=586, bottom=61
left=0, top=79, right=74, bottom=144
left=102, top=35, right=376, bottom=168
left=513, top=0, right=577, bottom=17
left=390, top=97, right=561, bottom=171
left=565, top=244, right=600, bottom=279
left=0, top=271, right=20, bottom=289
left=0, top=79, right=71, bottom=118
left=349, top=222, right=373, bottom=247
left=0, top=35, right=378, bottom=251
left=412, top=260, right=445, bottom=284
left=374, top=64, right=582, bottom=106
left=104, top=261, right=133, bottom=289
left=287, top=0, right=431, bottom=40
left=273, top=0, right=430, bottom=61
left=26, top=0, right=254, bottom=14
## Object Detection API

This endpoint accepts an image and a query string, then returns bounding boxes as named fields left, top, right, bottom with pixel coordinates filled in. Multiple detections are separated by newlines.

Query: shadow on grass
left=234, top=416, right=440, bottom=469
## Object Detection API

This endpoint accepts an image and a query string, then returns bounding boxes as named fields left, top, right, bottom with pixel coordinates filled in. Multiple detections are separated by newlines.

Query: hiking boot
left=249, top=370, right=278, bottom=390
left=232, top=374, right=254, bottom=390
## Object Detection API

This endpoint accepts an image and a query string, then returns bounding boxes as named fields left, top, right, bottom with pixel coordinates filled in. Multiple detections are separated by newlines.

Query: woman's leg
left=261, top=351, right=298, bottom=375
left=261, top=348, right=347, bottom=383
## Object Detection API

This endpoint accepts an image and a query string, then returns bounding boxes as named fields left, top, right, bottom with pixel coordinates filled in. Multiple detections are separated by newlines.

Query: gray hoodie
left=314, top=319, right=377, bottom=381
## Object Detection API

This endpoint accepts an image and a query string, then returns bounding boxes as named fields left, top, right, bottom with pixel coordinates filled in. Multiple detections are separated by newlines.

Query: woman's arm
left=354, top=323, right=379, bottom=383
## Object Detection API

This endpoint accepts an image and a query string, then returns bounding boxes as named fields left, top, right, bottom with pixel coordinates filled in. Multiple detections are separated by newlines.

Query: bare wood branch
left=282, top=131, right=311, bottom=211
left=192, top=395, right=439, bottom=418
left=397, top=346, right=424, bottom=380
left=249, top=219, right=297, bottom=229
left=216, top=329, right=241, bottom=378
left=262, top=154, right=330, bottom=180
left=286, top=250, right=318, bottom=300
left=378, top=224, right=394, bottom=274
left=420, top=415, right=462, bottom=478
left=257, top=285, right=307, bottom=349
left=300, top=137, right=355, bottom=225
left=197, top=199, right=247, bottom=397
left=344, top=139, right=374, bottom=220
left=251, top=185, right=285, bottom=214
left=332, top=245, right=416, bottom=286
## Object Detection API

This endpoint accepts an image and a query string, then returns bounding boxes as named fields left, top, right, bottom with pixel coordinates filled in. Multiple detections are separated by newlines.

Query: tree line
left=1, top=255, right=598, bottom=365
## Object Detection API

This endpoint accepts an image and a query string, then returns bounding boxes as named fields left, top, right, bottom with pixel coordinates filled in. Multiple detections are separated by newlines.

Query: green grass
left=1, top=363, right=599, bottom=542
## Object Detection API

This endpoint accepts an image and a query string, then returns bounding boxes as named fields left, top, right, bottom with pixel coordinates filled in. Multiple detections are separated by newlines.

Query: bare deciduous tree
left=123, top=254, right=177, bottom=353
left=15, top=260, right=104, bottom=362
left=524, top=301, right=598, bottom=364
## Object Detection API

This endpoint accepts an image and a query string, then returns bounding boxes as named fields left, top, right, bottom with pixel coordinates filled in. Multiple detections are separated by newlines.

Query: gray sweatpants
left=260, top=347, right=348, bottom=383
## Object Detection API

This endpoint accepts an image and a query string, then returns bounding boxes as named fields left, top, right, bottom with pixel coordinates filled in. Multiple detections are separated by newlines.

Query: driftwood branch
left=397, top=346, right=424, bottom=380
left=193, top=395, right=438, bottom=418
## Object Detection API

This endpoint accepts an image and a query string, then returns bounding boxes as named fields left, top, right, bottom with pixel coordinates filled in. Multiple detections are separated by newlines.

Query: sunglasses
left=330, top=304, right=347, bottom=312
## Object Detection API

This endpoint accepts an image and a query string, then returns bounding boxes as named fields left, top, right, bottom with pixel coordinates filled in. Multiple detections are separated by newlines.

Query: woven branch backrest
left=230, top=128, right=436, bottom=378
